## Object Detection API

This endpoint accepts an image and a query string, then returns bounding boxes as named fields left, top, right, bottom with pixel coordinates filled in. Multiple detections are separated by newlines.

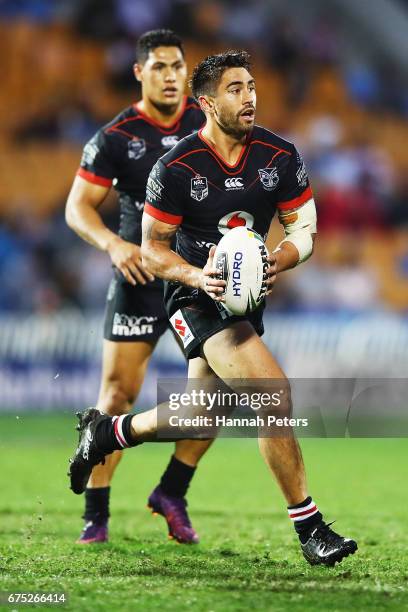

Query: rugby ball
left=214, top=226, right=269, bottom=316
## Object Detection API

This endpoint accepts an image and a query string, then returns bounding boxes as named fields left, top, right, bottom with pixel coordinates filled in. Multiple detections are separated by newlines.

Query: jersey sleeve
left=275, top=146, right=313, bottom=212
left=76, top=129, right=117, bottom=187
left=144, top=160, right=184, bottom=225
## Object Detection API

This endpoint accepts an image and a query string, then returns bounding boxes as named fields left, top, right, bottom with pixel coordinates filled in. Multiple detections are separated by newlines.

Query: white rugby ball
left=214, top=226, right=269, bottom=316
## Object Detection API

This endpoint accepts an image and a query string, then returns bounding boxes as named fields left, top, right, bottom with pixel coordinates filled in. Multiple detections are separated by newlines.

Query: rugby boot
left=147, top=486, right=199, bottom=544
left=68, top=408, right=110, bottom=494
left=77, top=520, right=108, bottom=544
left=301, top=521, right=358, bottom=566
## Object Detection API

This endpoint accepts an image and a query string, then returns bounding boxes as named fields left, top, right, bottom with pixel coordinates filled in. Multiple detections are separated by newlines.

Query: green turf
left=0, top=414, right=407, bottom=611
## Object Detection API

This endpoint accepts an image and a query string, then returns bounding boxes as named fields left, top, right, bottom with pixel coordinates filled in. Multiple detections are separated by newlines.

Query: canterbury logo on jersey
left=225, top=177, right=244, bottom=190
left=161, top=135, right=179, bottom=148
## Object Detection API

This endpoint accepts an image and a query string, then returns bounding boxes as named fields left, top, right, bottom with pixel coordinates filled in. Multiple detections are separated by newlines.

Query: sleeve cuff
left=77, top=167, right=113, bottom=187
left=277, top=186, right=313, bottom=211
left=144, top=203, right=183, bottom=225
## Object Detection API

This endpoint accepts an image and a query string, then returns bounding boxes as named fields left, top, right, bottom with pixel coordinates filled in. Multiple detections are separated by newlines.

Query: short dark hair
left=136, top=29, right=184, bottom=64
left=190, top=50, right=251, bottom=99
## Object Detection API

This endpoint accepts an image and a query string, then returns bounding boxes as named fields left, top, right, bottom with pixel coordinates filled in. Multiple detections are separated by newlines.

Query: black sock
left=287, top=496, right=323, bottom=544
left=159, top=455, right=196, bottom=498
left=84, top=487, right=110, bottom=523
left=95, top=414, right=141, bottom=453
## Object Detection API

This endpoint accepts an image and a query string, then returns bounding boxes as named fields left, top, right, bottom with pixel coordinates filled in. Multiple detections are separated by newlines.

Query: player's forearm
left=142, top=241, right=202, bottom=288
left=65, top=200, right=117, bottom=252
left=274, top=240, right=309, bottom=273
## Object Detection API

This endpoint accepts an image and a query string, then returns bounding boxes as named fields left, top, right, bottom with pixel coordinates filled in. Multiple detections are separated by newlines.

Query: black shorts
left=164, top=282, right=265, bottom=360
left=104, top=273, right=169, bottom=342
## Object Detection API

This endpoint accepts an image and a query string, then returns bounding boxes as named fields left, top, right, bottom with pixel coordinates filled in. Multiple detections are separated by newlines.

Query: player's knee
left=256, top=378, right=292, bottom=420
left=99, top=379, right=136, bottom=416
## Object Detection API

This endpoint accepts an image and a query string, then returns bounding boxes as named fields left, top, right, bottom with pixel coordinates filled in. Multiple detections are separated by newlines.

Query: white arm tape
left=274, top=198, right=317, bottom=265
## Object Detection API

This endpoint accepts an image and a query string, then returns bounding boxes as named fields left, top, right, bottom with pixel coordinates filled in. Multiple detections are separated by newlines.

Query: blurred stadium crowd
left=1, top=0, right=408, bottom=316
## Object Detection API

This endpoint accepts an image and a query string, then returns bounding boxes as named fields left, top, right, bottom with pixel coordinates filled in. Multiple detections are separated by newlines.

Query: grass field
left=0, top=414, right=407, bottom=611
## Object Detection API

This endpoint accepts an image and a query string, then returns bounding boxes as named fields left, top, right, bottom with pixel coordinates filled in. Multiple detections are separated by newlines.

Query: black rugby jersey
left=144, top=126, right=313, bottom=268
left=77, top=96, right=204, bottom=244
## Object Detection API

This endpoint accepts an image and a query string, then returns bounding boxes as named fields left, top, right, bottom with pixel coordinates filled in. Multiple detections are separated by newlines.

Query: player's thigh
left=100, top=274, right=168, bottom=408
left=203, top=320, right=286, bottom=380
left=188, top=355, right=215, bottom=378
left=203, top=322, right=291, bottom=424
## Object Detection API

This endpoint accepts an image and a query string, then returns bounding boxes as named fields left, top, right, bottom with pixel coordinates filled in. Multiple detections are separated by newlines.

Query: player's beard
left=215, top=106, right=254, bottom=140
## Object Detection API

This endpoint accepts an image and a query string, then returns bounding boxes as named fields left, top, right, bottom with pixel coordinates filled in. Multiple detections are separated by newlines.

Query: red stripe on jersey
left=130, top=95, right=188, bottom=134
left=277, top=186, right=313, bottom=211
left=173, top=160, right=224, bottom=192
left=172, top=133, right=291, bottom=176
left=289, top=505, right=317, bottom=518
left=198, top=128, right=249, bottom=169
left=77, top=168, right=113, bottom=187
left=251, top=140, right=292, bottom=156
left=167, top=148, right=208, bottom=167
left=144, top=203, right=183, bottom=225
left=106, top=97, right=195, bottom=136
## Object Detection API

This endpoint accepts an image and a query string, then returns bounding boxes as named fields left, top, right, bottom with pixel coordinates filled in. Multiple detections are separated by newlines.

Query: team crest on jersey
left=190, top=176, right=208, bottom=202
left=258, top=167, right=279, bottom=191
left=128, top=138, right=146, bottom=160
left=161, top=135, right=179, bottom=148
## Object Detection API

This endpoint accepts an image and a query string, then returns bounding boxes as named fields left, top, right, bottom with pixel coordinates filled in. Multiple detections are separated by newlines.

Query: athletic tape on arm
left=274, top=198, right=317, bottom=264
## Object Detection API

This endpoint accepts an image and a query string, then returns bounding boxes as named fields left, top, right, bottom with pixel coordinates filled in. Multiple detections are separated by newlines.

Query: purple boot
left=147, top=486, right=199, bottom=544
left=77, top=520, right=108, bottom=544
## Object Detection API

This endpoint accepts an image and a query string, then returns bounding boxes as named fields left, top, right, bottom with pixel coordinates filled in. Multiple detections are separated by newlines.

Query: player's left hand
left=201, top=245, right=226, bottom=301
left=265, top=253, right=278, bottom=295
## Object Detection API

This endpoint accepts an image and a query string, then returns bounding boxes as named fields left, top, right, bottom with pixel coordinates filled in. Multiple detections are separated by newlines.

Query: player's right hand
left=201, top=245, right=226, bottom=301
left=107, top=236, right=155, bottom=286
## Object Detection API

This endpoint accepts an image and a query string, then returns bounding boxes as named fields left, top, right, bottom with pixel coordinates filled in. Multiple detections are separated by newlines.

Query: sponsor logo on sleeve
left=161, top=135, right=179, bottom=148
left=190, top=176, right=208, bottom=201
left=258, top=167, right=279, bottom=191
left=296, top=161, right=308, bottom=187
left=128, top=138, right=146, bottom=160
left=146, top=172, right=164, bottom=202
left=169, top=310, right=195, bottom=347
left=225, top=177, right=244, bottom=191
left=81, top=138, right=99, bottom=165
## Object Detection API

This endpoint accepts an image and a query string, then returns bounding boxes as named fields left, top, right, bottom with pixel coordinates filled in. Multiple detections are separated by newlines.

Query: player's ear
left=133, top=63, right=143, bottom=83
left=198, top=95, right=214, bottom=114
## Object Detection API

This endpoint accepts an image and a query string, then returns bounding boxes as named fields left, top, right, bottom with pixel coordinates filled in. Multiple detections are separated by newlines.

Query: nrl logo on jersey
left=128, top=138, right=146, bottom=160
left=190, top=176, right=208, bottom=201
left=258, top=167, right=279, bottom=191
left=161, top=135, right=179, bottom=148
